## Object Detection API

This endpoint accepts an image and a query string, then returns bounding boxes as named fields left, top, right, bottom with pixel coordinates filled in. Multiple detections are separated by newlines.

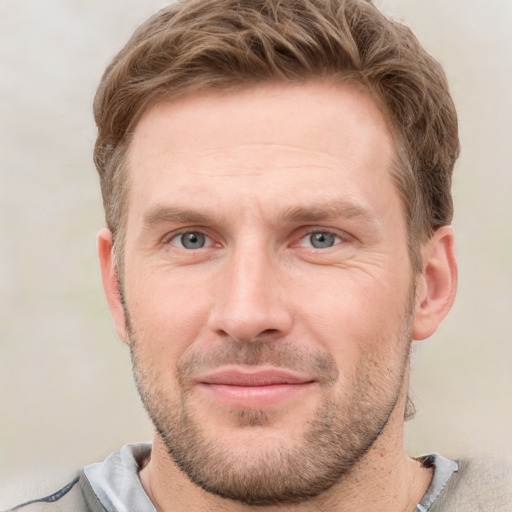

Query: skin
left=98, top=82, right=457, bottom=511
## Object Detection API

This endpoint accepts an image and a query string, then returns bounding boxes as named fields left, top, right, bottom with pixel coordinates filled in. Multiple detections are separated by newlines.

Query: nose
left=207, top=243, right=294, bottom=343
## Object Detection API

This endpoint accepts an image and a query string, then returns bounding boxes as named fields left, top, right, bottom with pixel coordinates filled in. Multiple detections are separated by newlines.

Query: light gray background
left=1, top=0, right=511, bottom=502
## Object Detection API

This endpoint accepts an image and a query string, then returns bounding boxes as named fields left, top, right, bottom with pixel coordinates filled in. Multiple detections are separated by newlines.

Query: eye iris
left=310, top=232, right=335, bottom=249
left=181, top=232, right=205, bottom=249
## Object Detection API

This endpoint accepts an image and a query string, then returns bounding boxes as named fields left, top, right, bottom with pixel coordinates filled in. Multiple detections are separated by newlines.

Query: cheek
left=289, top=266, right=412, bottom=361
left=124, top=267, right=214, bottom=361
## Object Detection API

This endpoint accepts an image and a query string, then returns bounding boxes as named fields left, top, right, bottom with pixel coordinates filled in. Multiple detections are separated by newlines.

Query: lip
left=195, top=367, right=316, bottom=408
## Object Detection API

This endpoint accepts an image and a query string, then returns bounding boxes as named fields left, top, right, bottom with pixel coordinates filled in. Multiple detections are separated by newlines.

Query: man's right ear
left=97, top=228, right=128, bottom=343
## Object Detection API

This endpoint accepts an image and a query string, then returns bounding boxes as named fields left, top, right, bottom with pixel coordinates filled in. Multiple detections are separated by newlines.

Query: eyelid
left=293, top=227, right=353, bottom=249
left=164, top=229, right=217, bottom=248
left=161, top=226, right=353, bottom=250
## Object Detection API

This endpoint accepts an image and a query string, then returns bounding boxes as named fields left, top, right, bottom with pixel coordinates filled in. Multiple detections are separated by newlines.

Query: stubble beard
left=127, top=305, right=414, bottom=507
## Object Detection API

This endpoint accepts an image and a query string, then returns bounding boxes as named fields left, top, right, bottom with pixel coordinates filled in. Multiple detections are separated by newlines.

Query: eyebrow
left=142, top=206, right=223, bottom=229
left=142, top=199, right=379, bottom=230
left=277, top=199, right=379, bottom=225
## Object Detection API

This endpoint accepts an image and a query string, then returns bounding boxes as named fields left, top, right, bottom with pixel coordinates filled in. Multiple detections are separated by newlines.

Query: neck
left=139, top=394, right=433, bottom=512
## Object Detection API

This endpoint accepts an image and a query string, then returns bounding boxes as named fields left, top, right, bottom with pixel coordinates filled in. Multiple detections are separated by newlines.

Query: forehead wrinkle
left=179, top=143, right=346, bottom=175
left=192, top=164, right=335, bottom=178
left=198, top=143, right=346, bottom=159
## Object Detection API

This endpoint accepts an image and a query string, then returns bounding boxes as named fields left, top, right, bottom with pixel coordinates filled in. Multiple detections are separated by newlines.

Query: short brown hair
left=93, top=0, right=459, bottom=271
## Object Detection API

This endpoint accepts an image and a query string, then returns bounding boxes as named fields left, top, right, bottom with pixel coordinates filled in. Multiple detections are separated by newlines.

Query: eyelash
left=166, top=230, right=215, bottom=250
left=163, top=227, right=350, bottom=252
left=295, top=230, right=344, bottom=249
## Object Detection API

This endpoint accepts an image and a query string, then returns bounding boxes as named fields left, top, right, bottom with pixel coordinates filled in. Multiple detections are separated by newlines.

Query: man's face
left=118, top=82, right=417, bottom=504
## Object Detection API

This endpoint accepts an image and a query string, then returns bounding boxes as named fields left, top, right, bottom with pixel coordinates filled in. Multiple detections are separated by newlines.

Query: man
left=5, top=0, right=510, bottom=511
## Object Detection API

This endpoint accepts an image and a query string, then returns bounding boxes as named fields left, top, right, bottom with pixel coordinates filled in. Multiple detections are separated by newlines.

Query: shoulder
left=1, top=471, right=105, bottom=512
left=431, top=456, right=512, bottom=511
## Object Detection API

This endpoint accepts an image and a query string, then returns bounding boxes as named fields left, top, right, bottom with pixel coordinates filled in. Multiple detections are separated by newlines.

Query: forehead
left=126, top=82, right=398, bottom=223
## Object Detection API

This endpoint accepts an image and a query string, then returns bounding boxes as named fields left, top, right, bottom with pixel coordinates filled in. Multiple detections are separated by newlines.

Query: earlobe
left=411, top=226, right=458, bottom=341
left=97, top=228, right=128, bottom=342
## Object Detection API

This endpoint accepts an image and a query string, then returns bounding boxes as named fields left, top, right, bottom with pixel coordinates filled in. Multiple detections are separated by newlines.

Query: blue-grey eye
left=309, top=231, right=338, bottom=249
left=178, top=232, right=206, bottom=249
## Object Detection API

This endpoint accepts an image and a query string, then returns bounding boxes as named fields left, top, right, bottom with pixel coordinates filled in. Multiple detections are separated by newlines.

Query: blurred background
left=1, top=0, right=511, bottom=505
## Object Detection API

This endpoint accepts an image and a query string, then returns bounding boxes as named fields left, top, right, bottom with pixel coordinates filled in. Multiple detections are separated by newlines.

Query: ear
left=411, top=226, right=458, bottom=341
left=97, top=228, right=128, bottom=343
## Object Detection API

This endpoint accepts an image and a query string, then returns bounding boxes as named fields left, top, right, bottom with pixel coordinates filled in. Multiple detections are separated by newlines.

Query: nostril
left=213, top=327, right=282, bottom=344
left=218, top=328, right=278, bottom=337
left=261, top=329, right=279, bottom=336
